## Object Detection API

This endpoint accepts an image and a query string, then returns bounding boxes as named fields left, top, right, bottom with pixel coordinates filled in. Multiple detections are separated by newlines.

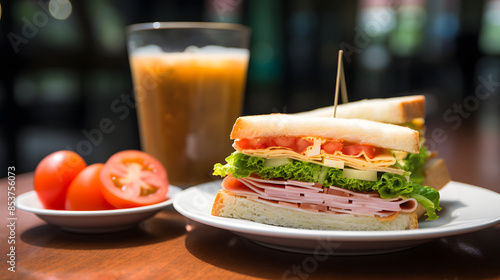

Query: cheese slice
left=325, top=149, right=399, bottom=173
left=241, top=147, right=405, bottom=175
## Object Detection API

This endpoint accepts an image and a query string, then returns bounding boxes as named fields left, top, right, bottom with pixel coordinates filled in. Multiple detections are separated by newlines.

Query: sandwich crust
left=294, top=95, right=426, bottom=124
left=231, top=114, right=420, bottom=153
left=422, top=158, right=451, bottom=191
left=212, top=190, right=418, bottom=231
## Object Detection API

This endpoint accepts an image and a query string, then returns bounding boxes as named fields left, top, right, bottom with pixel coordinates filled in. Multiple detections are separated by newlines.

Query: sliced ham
left=285, top=180, right=323, bottom=189
left=326, top=188, right=350, bottom=197
left=223, top=176, right=418, bottom=218
left=248, top=176, right=322, bottom=191
left=327, top=185, right=379, bottom=198
left=278, top=201, right=299, bottom=208
left=284, top=185, right=320, bottom=193
left=300, top=203, right=328, bottom=212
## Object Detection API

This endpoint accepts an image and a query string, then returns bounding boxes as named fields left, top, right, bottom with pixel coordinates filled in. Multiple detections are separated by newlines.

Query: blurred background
left=1, top=0, right=499, bottom=187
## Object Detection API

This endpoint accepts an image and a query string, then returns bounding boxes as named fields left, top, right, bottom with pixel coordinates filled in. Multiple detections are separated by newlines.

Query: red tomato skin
left=273, top=137, right=296, bottom=149
left=235, top=137, right=313, bottom=154
left=234, top=138, right=252, bottom=150
left=221, top=174, right=249, bottom=192
left=295, top=138, right=313, bottom=153
left=34, top=151, right=87, bottom=210
left=342, top=144, right=378, bottom=159
left=65, top=164, right=115, bottom=211
left=100, top=150, right=169, bottom=208
left=322, top=141, right=344, bottom=154
left=235, top=138, right=270, bottom=150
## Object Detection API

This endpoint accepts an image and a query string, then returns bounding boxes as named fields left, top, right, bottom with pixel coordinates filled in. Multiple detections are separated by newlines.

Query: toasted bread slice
left=295, top=95, right=425, bottom=124
left=212, top=190, right=418, bottom=231
left=231, top=114, right=420, bottom=153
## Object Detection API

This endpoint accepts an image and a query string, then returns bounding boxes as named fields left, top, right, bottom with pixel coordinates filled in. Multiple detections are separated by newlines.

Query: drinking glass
left=126, top=22, right=250, bottom=187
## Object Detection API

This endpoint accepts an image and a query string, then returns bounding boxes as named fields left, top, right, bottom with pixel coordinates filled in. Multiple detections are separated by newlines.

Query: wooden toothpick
left=333, top=50, right=348, bottom=118
left=333, top=50, right=342, bottom=118
left=340, top=56, right=348, bottom=104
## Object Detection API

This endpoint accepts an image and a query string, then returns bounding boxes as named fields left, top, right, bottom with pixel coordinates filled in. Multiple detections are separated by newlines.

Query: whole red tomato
left=34, top=151, right=87, bottom=210
left=65, top=163, right=115, bottom=211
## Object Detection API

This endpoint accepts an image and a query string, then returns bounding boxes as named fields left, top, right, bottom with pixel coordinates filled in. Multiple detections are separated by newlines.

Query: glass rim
left=126, top=22, right=250, bottom=34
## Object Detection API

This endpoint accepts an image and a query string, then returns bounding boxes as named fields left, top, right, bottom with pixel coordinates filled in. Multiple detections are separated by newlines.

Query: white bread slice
left=212, top=190, right=418, bottom=231
left=416, top=158, right=450, bottom=218
left=295, top=95, right=425, bottom=124
left=231, top=114, right=420, bottom=154
left=423, top=158, right=451, bottom=191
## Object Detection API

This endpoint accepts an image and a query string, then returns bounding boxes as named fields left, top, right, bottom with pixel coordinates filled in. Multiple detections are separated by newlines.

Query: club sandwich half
left=295, top=95, right=450, bottom=217
left=212, top=114, right=441, bottom=231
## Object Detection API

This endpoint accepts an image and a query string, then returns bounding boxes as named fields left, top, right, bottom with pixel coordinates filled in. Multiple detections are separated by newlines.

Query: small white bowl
left=17, top=186, right=182, bottom=233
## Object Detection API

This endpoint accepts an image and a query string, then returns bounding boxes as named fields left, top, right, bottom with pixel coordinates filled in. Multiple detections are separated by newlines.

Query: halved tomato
left=99, top=150, right=169, bottom=208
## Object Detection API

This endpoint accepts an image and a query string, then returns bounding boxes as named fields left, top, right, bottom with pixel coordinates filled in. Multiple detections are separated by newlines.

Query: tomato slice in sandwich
left=342, top=144, right=378, bottom=159
left=100, top=150, right=169, bottom=208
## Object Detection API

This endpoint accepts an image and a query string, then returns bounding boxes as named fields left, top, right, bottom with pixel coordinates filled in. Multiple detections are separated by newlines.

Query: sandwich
left=212, top=114, right=441, bottom=231
left=294, top=95, right=450, bottom=218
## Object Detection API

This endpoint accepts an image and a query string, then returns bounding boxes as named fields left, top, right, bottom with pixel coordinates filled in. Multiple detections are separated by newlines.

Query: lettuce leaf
left=213, top=152, right=440, bottom=220
left=397, top=146, right=430, bottom=185
left=409, top=184, right=441, bottom=220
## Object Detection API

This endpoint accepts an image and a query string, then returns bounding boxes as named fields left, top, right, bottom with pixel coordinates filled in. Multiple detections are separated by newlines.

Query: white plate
left=17, top=186, right=182, bottom=233
left=173, top=181, right=500, bottom=255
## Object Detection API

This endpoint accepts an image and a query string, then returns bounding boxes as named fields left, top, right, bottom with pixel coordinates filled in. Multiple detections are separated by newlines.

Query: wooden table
left=1, top=120, right=499, bottom=280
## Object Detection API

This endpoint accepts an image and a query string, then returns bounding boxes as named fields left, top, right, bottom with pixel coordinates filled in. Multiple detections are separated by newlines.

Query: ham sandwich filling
left=228, top=136, right=416, bottom=220
left=222, top=175, right=417, bottom=220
